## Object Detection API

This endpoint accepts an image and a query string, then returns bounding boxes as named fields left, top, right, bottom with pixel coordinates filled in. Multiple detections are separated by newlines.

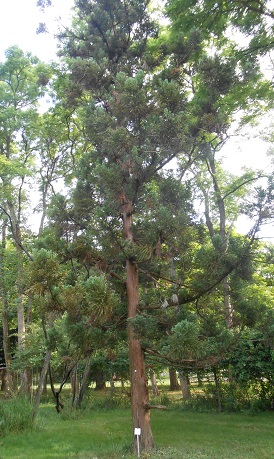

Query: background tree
left=37, top=0, right=274, bottom=451
left=166, top=0, right=274, bottom=57
left=0, top=46, right=51, bottom=393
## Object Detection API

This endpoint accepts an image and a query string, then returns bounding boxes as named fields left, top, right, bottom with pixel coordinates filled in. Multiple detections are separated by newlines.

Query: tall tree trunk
left=43, top=373, right=48, bottom=395
left=150, top=370, right=159, bottom=396
left=224, top=276, right=233, bottom=329
left=71, top=364, right=79, bottom=405
left=0, top=223, right=14, bottom=394
left=1, top=295, right=13, bottom=394
left=202, top=155, right=233, bottom=330
left=17, top=286, right=31, bottom=395
left=76, top=354, right=91, bottom=408
left=33, top=349, right=51, bottom=419
left=197, top=370, right=203, bottom=387
left=11, top=215, right=32, bottom=394
left=110, top=375, right=115, bottom=396
left=206, top=153, right=234, bottom=329
left=94, top=369, right=106, bottom=390
left=1, top=369, right=8, bottom=392
left=179, top=371, right=190, bottom=399
left=123, top=199, right=153, bottom=453
left=213, top=367, right=222, bottom=412
left=169, top=367, right=180, bottom=391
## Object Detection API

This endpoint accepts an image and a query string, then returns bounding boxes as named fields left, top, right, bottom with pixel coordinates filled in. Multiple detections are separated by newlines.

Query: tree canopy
left=1, top=0, right=274, bottom=455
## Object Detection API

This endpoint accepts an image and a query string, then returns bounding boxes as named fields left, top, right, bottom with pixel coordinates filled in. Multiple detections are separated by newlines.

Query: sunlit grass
left=0, top=399, right=273, bottom=459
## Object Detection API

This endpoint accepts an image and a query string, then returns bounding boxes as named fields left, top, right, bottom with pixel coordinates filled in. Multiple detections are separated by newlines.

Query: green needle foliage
left=0, top=2, right=273, bottom=452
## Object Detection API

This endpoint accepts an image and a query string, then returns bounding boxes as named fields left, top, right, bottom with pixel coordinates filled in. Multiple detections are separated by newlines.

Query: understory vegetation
left=0, top=385, right=273, bottom=459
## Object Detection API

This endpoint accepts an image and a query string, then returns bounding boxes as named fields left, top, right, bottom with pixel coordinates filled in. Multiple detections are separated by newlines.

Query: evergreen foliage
left=0, top=0, right=274, bottom=454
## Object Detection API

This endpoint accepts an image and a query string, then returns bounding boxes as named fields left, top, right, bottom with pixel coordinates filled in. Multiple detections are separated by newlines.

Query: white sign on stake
left=134, top=428, right=141, bottom=458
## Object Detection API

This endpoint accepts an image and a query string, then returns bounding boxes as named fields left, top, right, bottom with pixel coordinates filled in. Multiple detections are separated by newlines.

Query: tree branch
left=140, top=219, right=261, bottom=311
left=0, top=206, right=33, bottom=261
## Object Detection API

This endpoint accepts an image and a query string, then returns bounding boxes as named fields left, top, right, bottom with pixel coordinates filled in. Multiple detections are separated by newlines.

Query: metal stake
left=134, top=427, right=141, bottom=458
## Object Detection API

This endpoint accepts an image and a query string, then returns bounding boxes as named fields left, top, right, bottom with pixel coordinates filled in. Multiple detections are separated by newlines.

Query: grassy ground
left=0, top=401, right=273, bottom=459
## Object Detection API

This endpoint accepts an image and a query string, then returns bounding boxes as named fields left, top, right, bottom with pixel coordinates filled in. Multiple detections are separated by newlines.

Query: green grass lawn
left=0, top=404, right=273, bottom=459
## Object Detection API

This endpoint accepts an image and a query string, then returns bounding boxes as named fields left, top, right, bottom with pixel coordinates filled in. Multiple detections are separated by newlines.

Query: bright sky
left=0, top=0, right=74, bottom=62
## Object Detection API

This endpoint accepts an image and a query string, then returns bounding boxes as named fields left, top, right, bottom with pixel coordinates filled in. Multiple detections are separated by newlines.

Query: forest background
left=0, top=0, right=274, bottom=454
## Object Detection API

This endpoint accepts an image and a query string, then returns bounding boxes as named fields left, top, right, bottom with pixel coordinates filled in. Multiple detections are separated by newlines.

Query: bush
left=58, top=390, right=131, bottom=415
left=176, top=393, right=219, bottom=413
left=171, top=379, right=274, bottom=414
left=89, top=392, right=131, bottom=410
left=214, top=380, right=274, bottom=413
left=0, top=396, right=34, bottom=436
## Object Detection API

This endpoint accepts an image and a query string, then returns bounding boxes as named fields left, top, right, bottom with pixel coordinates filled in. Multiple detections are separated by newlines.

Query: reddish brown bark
left=122, top=199, right=154, bottom=453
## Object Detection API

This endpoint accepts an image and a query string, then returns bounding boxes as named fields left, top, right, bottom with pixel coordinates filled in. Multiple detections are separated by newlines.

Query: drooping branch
left=144, top=346, right=219, bottom=371
left=140, top=218, right=261, bottom=311
left=0, top=205, right=33, bottom=261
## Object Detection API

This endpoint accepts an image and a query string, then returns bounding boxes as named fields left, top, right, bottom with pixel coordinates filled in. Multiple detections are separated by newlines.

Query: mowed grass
left=0, top=402, right=273, bottom=459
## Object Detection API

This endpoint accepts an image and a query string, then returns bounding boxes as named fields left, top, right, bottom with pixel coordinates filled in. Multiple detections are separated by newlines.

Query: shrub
left=171, top=379, right=274, bottom=414
left=0, top=396, right=34, bottom=436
